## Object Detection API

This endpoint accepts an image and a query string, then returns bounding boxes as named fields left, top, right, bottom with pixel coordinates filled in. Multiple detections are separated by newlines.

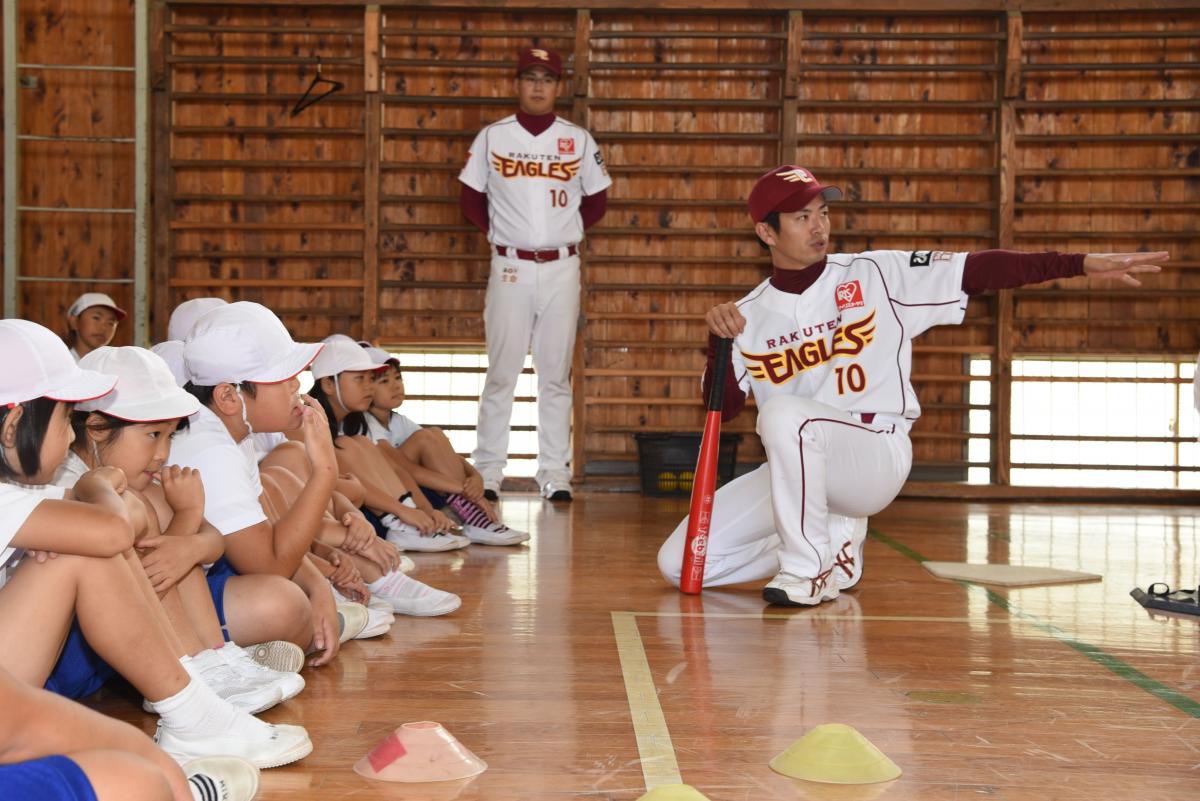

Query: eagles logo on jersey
left=742, top=312, right=877, bottom=386
left=491, top=153, right=582, bottom=182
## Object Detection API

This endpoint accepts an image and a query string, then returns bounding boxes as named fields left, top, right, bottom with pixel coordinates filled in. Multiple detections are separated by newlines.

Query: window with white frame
left=967, top=356, right=1199, bottom=489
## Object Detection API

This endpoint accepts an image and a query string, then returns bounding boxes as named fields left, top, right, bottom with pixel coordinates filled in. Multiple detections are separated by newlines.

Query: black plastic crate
left=633, top=433, right=742, bottom=497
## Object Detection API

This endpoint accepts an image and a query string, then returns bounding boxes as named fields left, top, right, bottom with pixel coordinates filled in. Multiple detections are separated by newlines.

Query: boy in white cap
left=65, top=292, right=126, bottom=362
left=169, top=302, right=343, bottom=667
left=363, top=347, right=530, bottom=546
left=64, top=346, right=305, bottom=712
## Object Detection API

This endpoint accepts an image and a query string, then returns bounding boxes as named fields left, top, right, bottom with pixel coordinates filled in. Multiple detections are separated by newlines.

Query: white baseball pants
left=658, top=395, right=912, bottom=587
left=473, top=251, right=580, bottom=488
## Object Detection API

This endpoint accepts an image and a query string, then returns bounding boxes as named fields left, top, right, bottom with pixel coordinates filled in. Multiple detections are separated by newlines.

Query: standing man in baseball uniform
left=658, top=165, right=1167, bottom=606
left=459, top=46, right=612, bottom=503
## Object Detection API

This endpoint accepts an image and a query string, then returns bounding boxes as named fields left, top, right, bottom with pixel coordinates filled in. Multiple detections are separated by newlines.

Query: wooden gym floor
left=96, top=494, right=1200, bottom=800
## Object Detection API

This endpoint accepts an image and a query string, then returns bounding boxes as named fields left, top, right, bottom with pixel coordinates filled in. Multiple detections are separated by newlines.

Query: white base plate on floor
left=923, top=562, right=1102, bottom=587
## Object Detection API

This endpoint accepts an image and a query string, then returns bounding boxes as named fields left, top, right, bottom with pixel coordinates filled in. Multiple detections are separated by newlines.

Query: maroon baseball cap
left=747, top=166, right=843, bottom=223
left=516, top=47, right=563, bottom=78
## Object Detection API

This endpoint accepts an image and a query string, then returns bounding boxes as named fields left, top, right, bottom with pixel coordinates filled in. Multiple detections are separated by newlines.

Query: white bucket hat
left=310, top=340, right=386, bottom=380
left=0, top=319, right=117, bottom=406
left=68, top=292, right=127, bottom=320
left=150, top=340, right=189, bottom=388
left=76, top=347, right=200, bottom=422
left=185, top=302, right=322, bottom=385
left=168, top=297, right=227, bottom=342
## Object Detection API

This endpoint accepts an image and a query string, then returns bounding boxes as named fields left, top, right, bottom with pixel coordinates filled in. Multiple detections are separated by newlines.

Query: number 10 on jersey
left=549, top=188, right=568, bottom=207
left=835, top=363, right=867, bottom=394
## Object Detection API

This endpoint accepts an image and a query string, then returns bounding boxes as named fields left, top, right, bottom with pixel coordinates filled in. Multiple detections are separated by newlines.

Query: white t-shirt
left=0, top=481, right=66, bottom=590
left=729, top=250, right=968, bottom=428
left=364, top=412, right=422, bottom=448
left=51, top=450, right=89, bottom=490
left=459, top=115, right=612, bottom=251
left=251, top=432, right=287, bottom=463
left=168, top=404, right=266, bottom=536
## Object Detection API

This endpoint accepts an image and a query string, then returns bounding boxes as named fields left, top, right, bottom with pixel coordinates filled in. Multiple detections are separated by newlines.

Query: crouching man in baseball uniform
left=459, top=47, right=612, bottom=503
left=658, top=165, right=1167, bottom=607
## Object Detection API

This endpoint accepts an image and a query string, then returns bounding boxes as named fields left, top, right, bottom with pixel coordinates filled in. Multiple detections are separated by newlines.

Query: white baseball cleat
left=833, top=516, right=869, bottom=591
left=762, top=569, right=839, bottom=607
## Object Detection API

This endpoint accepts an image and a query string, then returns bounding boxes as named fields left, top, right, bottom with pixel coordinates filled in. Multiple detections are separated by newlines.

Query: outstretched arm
left=962, top=250, right=1166, bottom=294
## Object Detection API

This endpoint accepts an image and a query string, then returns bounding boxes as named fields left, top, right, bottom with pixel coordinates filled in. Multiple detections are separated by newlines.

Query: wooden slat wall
left=4, top=0, right=137, bottom=345
left=162, top=4, right=367, bottom=339
left=1010, top=11, right=1199, bottom=354
left=9, top=2, right=1196, bottom=491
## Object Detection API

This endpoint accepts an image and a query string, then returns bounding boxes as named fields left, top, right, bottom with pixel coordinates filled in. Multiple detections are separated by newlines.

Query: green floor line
left=868, top=526, right=1200, bottom=719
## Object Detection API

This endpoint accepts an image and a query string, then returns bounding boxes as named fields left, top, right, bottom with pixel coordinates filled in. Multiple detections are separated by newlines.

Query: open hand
left=1082, top=251, right=1168, bottom=287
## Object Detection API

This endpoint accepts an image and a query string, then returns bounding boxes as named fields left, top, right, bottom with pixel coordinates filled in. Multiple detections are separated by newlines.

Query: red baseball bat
left=680, top=337, right=732, bottom=595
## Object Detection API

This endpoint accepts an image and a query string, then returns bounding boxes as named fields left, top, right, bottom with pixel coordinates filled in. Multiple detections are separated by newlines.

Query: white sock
left=149, top=676, right=270, bottom=738
left=368, top=571, right=408, bottom=597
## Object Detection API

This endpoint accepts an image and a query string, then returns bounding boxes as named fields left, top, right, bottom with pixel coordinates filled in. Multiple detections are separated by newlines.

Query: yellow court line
left=611, top=611, right=682, bottom=791
left=613, top=608, right=1009, bottom=793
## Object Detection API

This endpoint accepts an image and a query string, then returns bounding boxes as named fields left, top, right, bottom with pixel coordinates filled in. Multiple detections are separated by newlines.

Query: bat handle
left=707, top=337, right=732, bottom=412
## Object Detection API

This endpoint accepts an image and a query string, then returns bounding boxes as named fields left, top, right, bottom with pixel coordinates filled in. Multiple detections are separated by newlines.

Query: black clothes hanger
left=291, top=58, right=344, bottom=117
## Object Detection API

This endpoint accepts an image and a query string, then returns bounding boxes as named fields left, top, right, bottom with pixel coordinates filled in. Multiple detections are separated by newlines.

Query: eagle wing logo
left=778, top=168, right=813, bottom=184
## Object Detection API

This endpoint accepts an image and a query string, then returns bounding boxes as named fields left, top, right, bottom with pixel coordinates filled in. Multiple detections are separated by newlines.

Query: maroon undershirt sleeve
left=961, top=250, right=1086, bottom=295
left=580, top=189, right=608, bottom=230
left=459, top=185, right=489, bottom=233
left=700, top=333, right=747, bottom=423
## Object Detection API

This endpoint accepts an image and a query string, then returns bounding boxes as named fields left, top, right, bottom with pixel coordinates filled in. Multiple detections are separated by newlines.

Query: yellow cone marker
left=636, top=784, right=713, bottom=801
left=769, top=723, right=901, bottom=785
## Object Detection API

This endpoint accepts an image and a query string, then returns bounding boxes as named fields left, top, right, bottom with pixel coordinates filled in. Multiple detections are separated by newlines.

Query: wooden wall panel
left=120, top=2, right=1193, bottom=492
left=9, top=0, right=137, bottom=344
left=1012, top=12, right=1199, bottom=359
left=162, top=3, right=366, bottom=340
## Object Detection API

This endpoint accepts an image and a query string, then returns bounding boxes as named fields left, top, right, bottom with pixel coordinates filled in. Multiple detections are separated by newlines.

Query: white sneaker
left=540, top=481, right=573, bottom=501
left=157, top=720, right=313, bottom=770
left=446, top=494, right=529, bottom=546
left=218, top=643, right=305, bottom=703
left=833, top=516, right=869, bottom=591
left=382, top=515, right=470, bottom=552
left=184, top=756, right=260, bottom=801
left=336, top=602, right=370, bottom=643
left=368, top=570, right=461, bottom=617
left=333, top=590, right=396, bottom=638
left=245, top=640, right=304, bottom=674
left=762, top=569, right=839, bottom=607
left=181, top=652, right=282, bottom=715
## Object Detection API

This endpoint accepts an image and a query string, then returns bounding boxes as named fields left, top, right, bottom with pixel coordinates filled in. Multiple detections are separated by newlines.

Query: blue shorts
left=205, top=557, right=239, bottom=639
left=421, top=488, right=447, bottom=510
left=43, top=620, right=115, bottom=700
left=0, top=755, right=96, bottom=801
left=359, top=506, right=390, bottom=539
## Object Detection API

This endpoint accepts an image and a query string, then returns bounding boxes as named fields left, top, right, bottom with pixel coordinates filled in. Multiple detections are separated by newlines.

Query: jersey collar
left=770, top=257, right=827, bottom=295
left=516, top=110, right=556, bottom=137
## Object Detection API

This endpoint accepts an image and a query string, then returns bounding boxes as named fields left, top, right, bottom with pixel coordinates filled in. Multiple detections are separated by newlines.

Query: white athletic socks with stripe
left=148, top=659, right=272, bottom=740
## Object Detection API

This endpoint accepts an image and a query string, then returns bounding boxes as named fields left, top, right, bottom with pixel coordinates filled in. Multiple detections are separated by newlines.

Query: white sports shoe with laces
left=446, top=493, right=529, bottom=546
left=762, top=569, right=840, bottom=607
left=382, top=514, right=470, bottom=552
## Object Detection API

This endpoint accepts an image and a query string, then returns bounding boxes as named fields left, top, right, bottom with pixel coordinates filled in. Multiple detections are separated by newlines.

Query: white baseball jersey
left=730, top=250, right=969, bottom=425
left=459, top=115, right=611, bottom=250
